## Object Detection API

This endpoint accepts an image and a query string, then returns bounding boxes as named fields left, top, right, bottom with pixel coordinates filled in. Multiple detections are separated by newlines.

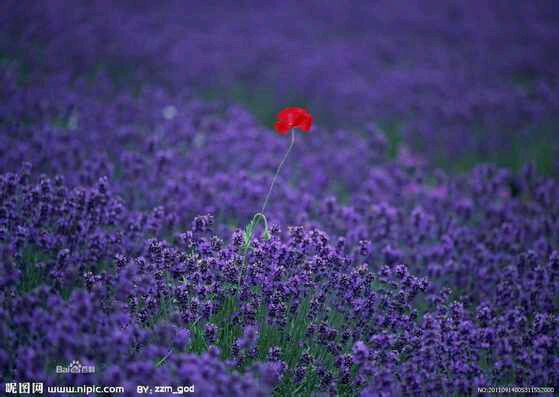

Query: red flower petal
left=274, top=107, right=313, bottom=134
left=274, top=121, right=290, bottom=134
left=300, top=114, right=312, bottom=132
left=277, top=107, right=303, bottom=119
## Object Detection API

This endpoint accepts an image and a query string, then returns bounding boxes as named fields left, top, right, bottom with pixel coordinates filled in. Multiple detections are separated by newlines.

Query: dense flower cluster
left=1, top=2, right=558, bottom=396
left=1, top=160, right=557, bottom=394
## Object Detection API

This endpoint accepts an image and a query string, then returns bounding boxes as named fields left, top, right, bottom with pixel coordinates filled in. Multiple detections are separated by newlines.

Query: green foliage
left=377, top=119, right=404, bottom=159
left=200, top=82, right=312, bottom=129
left=17, top=245, right=50, bottom=294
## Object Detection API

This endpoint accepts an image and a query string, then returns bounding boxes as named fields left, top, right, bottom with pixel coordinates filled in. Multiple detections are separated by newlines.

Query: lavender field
left=1, top=1, right=558, bottom=396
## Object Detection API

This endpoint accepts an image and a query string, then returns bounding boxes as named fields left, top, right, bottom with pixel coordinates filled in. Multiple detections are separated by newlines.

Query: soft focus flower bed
left=2, top=0, right=558, bottom=170
left=1, top=2, right=558, bottom=396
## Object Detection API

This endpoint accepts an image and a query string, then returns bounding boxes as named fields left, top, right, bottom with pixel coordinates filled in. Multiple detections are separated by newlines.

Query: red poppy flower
left=274, top=107, right=313, bottom=135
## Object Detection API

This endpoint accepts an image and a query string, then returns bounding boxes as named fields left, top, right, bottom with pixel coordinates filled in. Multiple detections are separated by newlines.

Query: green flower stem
left=260, top=128, right=295, bottom=214
left=239, top=212, right=269, bottom=287
left=239, top=128, right=296, bottom=289
left=242, top=212, right=270, bottom=253
left=155, top=349, right=173, bottom=367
